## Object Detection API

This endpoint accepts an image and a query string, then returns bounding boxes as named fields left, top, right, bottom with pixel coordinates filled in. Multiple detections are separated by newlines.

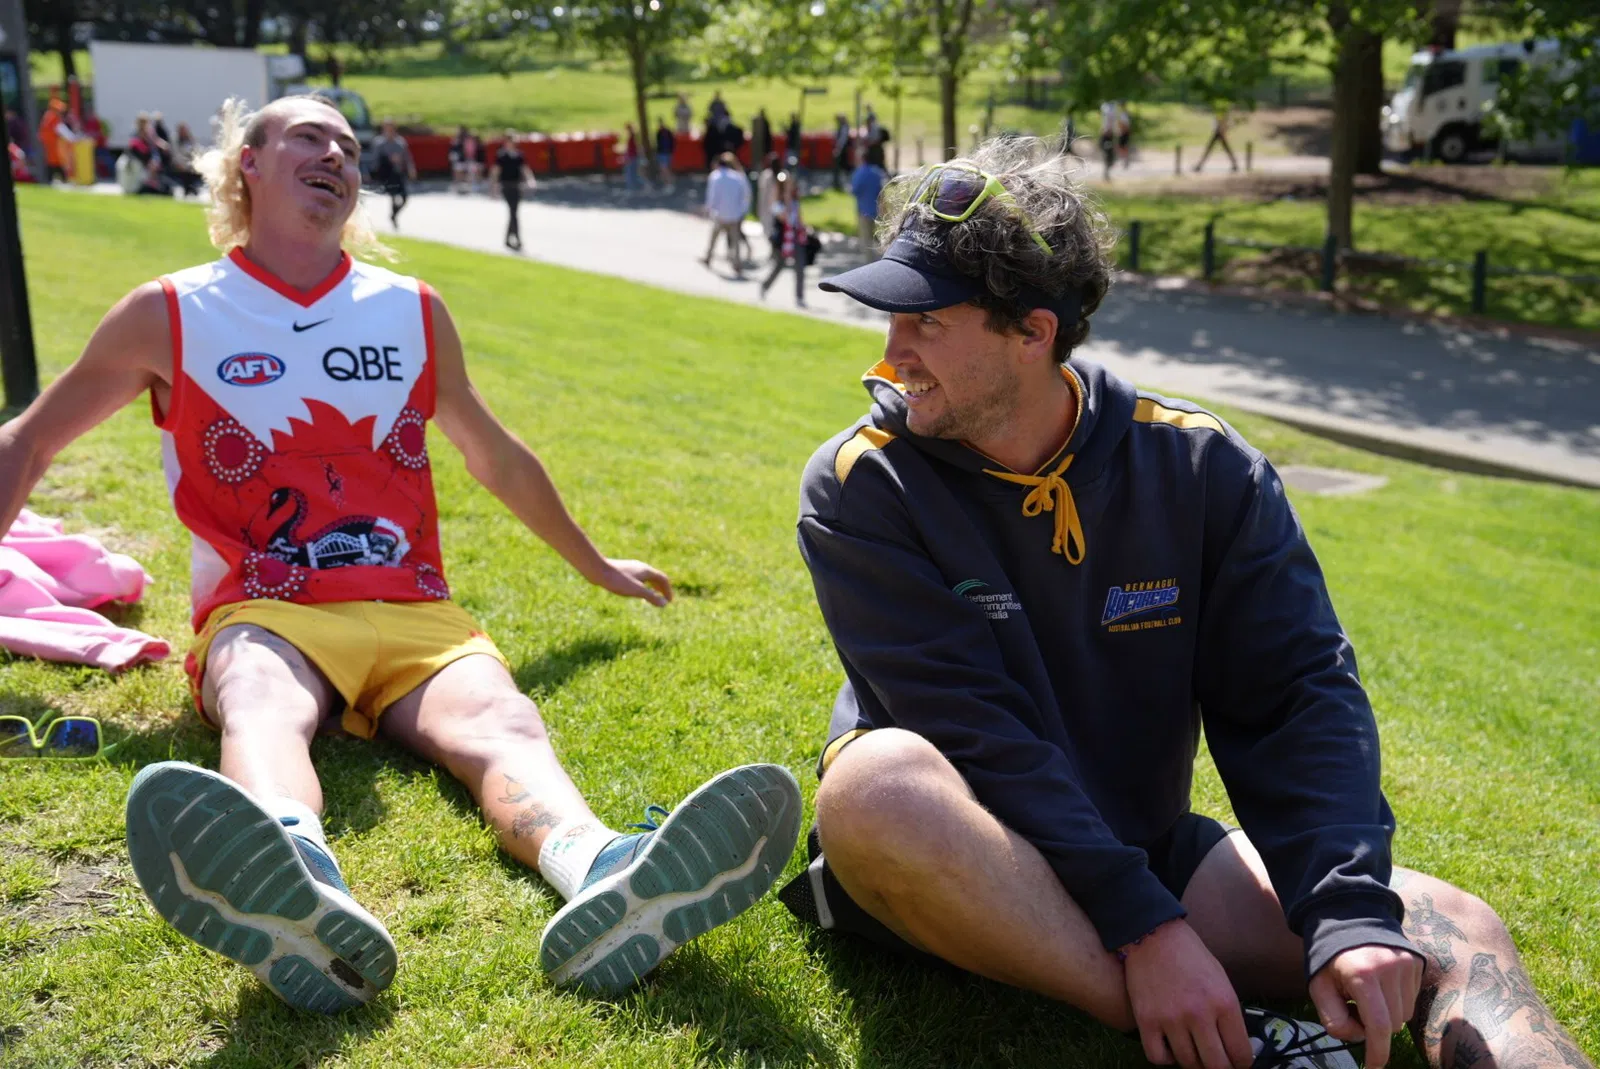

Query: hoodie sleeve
left=1195, top=447, right=1422, bottom=979
left=799, top=454, right=1184, bottom=953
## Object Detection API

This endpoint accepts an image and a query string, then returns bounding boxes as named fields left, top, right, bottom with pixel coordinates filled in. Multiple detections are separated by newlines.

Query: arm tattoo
left=1404, top=893, right=1469, bottom=973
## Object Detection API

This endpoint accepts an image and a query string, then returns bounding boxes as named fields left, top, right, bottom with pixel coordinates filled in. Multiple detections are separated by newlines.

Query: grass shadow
left=511, top=633, right=661, bottom=698
left=193, top=985, right=397, bottom=1067
left=611, top=948, right=843, bottom=1067
left=794, top=926, right=1142, bottom=1068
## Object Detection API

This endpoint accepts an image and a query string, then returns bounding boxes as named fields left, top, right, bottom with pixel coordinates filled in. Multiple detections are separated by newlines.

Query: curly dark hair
left=878, top=136, right=1115, bottom=362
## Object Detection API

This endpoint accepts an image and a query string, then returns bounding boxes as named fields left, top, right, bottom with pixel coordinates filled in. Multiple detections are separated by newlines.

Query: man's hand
left=1309, top=945, right=1424, bottom=1069
left=592, top=558, right=673, bottom=607
left=1122, top=919, right=1255, bottom=1069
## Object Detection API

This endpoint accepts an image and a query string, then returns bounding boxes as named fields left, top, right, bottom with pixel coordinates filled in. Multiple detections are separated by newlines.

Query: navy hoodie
left=797, top=357, right=1419, bottom=979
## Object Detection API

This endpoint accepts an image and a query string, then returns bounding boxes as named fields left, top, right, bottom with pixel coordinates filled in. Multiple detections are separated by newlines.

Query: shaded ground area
left=1115, top=163, right=1577, bottom=205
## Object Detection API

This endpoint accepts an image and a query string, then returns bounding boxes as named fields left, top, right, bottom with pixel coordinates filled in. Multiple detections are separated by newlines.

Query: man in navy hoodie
left=780, top=136, right=1592, bottom=1069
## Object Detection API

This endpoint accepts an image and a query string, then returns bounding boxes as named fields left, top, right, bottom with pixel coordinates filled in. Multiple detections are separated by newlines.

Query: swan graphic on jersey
left=262, top=486, right=412, bottom=569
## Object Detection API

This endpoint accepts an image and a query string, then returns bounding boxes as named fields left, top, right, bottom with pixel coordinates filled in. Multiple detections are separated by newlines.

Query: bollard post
left=1174, top=145, right=1182, bottom=176
left=1471, top=250, right=1488, bottom=314
left=1321, top=233, right=1338, bottom=292
left=1246, top=141, right=1253, bottom=172
left=1202, top=220, right=1216, bottom=281
left=1128, top=220, right=1142, bottom=272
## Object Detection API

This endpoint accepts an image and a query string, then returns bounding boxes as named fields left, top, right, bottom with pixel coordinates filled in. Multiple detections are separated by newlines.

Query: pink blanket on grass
left=0, top=509, right=170, bottom=672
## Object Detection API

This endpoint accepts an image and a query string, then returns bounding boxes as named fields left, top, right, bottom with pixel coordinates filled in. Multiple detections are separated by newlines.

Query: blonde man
left=0, top=94, right=800, bottom=1012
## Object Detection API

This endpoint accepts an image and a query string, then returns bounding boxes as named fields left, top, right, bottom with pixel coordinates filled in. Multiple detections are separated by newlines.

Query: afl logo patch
left=218, top=353, right=285, bottom=386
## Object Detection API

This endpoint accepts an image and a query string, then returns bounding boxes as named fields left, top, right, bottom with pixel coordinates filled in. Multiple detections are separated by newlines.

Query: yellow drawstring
left=984, top=453, right=1086, bottom=564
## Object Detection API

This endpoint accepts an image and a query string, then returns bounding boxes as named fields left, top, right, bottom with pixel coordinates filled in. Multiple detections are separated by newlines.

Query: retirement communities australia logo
left=1101, top=578, right=1182, bottom=633
left=953, top=579, right=1023, bottom=621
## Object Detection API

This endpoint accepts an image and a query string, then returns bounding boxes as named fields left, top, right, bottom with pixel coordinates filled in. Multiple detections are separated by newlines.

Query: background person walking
left=490, top=130, right=536, bottom=251
left=450, top=126, right=484, bottom=194
left=1194, top=104, right=1239, bottom=173
left=851, top=143, right=888, bottom=259
left=701, top=152, right=751, bottom=278
left=757, top=152, right=782, bottom=262
left=370, top=119, right=418, bottom=228
left=655, top=119, right=676, bottom=190
left=760, top=173, right=810, bottom=307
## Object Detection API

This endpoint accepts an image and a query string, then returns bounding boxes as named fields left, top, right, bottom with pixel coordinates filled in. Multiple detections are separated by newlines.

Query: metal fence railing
left=1120, top=219, right=1600, bottom=316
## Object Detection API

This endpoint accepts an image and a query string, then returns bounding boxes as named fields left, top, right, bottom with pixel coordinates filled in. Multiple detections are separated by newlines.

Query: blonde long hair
left=196, top=96, right=395, bottom=262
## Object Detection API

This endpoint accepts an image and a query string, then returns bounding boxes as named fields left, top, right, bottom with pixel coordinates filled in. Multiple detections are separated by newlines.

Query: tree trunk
left=56, top=16, right=76, bottom=83
left=242, top=0, right=266, bottom=48
left=939, top=70, right=959, bottom=159
left=1429, top=0, right=1461, bottom=51
left=289, top=16, right=309, bottom=61
left=1355, top=30, right=1384, bottom=175
left=629, top=40, right=656, bottom=183
left=929, top=0, right=974, bottom=160
left=1327, top=18, right=1370, bottom=249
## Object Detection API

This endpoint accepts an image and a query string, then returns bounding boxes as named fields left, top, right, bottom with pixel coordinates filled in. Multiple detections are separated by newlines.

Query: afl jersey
left=156, top=249, right=450, bottom=631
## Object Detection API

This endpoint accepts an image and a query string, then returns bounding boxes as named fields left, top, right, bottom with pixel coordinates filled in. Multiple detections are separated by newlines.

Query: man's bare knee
left=425, top=694, right=551, bottom=775
left=817, top=728, right=968, bottom=871
left=1402, top=875, right=1511, bottom=973
left=203, top=625, right=329, bottom=734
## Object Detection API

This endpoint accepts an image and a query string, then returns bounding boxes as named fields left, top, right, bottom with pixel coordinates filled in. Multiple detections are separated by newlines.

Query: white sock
left=263, top=795, right=331, bottom=855
left=537, top=819, right=620, bottom=901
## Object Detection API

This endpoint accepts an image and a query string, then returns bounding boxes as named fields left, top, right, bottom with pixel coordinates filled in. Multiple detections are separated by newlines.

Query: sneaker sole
left=125, top=762, right=397, bottom=1014
left=539, top=763, right=802, bottom=994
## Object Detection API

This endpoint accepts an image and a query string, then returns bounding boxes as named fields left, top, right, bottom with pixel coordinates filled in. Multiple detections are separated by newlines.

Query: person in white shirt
left=701, top=152, right=752, bottom=278
left=756, top=152, right=782, bottom=262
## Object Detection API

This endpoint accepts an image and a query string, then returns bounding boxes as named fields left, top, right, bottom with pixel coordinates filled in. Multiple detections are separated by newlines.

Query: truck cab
left=1382, top=39, right=1564, bottom=163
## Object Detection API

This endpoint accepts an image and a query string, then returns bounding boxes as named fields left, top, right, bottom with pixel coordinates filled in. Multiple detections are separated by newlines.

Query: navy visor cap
left=820, top=227, right=1082, bottom=324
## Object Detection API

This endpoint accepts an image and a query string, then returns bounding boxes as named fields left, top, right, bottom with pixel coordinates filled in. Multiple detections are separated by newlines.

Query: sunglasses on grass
left=908, top=163, right=1055, bottom=255
left=0, top=714, right=112, bottom=759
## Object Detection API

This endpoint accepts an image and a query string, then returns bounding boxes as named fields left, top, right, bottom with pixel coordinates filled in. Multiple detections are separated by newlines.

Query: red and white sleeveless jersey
left=155, top=249, right=450, bottom=631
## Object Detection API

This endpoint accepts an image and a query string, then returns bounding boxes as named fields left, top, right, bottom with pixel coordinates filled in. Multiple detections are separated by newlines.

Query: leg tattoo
left=1410, top=894, right=1470, bottom=973
left=1402, top=886, right=1593, bottom=1069
left=498, top=775, right=561, bottom=840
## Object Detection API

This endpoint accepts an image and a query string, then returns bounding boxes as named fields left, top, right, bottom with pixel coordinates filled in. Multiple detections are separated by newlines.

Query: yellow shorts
left=186, top=599, right=508, bottom=739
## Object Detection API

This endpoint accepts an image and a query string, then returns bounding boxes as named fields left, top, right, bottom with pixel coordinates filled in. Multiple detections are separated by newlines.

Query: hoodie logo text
left=1102, top=579, right=1181, bottom=632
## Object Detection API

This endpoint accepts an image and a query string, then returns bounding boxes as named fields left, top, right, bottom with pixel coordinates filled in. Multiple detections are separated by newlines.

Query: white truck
left=88, top=41, right=371, bottom=151
left=1381, top=39, right=1567, bottom=163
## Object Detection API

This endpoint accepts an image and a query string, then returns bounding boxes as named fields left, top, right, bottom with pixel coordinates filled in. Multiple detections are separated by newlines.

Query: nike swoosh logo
left=292, top=318, right=331, bottom=332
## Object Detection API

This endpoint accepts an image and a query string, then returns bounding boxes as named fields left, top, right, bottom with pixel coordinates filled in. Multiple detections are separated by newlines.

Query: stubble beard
left=911, top=369, right=1020, bottom=445
left=299, top=197, right=347, bottom=237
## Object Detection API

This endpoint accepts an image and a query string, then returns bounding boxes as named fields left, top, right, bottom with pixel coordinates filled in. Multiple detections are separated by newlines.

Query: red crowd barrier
left=404, top=129, right=839, bottom=177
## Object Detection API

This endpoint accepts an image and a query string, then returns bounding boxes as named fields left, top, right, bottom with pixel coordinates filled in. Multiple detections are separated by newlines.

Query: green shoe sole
left=125, top=761, right=397, bottom=1013
left=539, top=763, right=802, bottom=994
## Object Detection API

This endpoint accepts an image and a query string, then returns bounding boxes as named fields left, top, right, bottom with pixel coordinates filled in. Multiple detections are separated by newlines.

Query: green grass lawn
left=1, top=189, right=1597, bottom=1068
left=805, top=170, right=1600, bottom=331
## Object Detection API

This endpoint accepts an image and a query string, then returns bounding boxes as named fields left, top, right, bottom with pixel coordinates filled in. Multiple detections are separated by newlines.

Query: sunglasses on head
left=909, top=163, right=1054, bottom=255
left=0, top=714, right=110, bottom=759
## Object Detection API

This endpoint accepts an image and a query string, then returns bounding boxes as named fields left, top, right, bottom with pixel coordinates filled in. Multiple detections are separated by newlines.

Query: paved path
left=382, top=176, right=1599, bottom=488
left=66, top=177, right=1594, bottom=486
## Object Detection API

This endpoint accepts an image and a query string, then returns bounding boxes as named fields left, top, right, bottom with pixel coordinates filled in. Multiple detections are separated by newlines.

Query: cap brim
left=818, top=256, right=982, bottom=313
